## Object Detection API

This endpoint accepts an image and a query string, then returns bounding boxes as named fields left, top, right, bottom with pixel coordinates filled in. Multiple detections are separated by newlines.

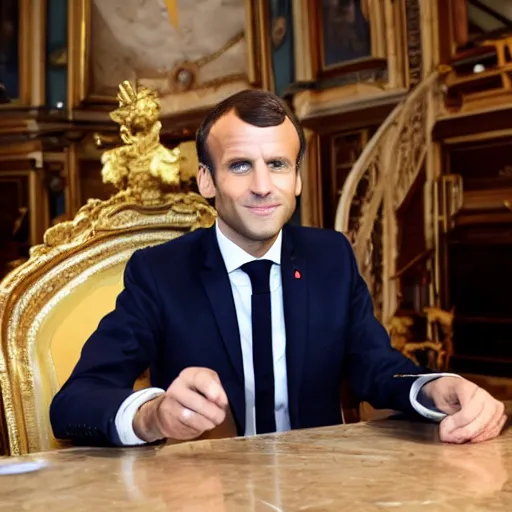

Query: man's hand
left=421, top=376, right=507, bottom=444
left=133, top=367, right=228, bottom=443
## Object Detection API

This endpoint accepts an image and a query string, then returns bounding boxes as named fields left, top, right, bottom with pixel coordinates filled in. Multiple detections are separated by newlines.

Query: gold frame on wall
left=67, top=0, right=92, bottom=108
left=19, top=0, right=31, bottom=104
left=307, top=0, right=387, bottom=80
left=37, top=0, right=47, bottom=106
left=292, top=0, right=411, bottom=120
left=67, top=0, right=271, bottom=109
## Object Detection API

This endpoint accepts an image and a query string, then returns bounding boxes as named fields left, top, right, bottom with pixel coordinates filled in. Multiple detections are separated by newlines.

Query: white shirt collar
left=215, top=221, right=282, bottom=274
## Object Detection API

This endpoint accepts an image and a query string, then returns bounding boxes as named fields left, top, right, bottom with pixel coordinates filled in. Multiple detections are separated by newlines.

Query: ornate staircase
left=334, top=72, right=454, bottom=370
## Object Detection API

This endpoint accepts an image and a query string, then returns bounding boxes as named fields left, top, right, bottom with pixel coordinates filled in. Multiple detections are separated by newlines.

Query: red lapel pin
left=294, top=270, right=301, bottom=279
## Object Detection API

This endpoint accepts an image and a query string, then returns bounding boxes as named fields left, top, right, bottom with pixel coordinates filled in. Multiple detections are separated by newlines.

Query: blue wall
left=46, top=0, right=68, bottom=108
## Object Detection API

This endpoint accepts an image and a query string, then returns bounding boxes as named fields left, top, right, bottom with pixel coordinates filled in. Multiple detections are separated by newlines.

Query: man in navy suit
left=50, top=90, right=506, bottom=447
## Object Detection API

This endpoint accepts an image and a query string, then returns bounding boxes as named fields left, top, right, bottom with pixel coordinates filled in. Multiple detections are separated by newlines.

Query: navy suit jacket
left=50, top=225, right=423, bottom=445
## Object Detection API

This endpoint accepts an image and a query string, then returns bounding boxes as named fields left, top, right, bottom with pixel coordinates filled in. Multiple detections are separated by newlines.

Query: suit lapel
left=199, top=227, right=245, bottom=432
left=281, top=227, right=309, bottom=429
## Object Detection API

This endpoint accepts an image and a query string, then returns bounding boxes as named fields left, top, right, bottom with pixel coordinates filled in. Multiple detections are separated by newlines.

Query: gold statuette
left=100, top=80, right=181, bottom=204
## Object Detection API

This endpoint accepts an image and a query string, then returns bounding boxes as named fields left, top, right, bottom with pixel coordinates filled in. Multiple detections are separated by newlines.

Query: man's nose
left=250, top=164, right=272, bottom=197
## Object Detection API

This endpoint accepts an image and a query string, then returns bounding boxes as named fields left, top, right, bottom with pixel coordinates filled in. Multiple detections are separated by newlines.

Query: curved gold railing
left=334, top=72, right=443, bottom=324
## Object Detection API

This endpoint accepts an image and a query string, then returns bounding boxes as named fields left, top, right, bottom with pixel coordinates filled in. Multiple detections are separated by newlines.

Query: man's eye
left=230, top=161, right=251, bottom=173
left=268, top=160, right=288, bottom=171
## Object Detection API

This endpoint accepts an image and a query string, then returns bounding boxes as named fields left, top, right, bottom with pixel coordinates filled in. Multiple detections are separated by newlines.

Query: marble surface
left=0, top=417, right=510, bottom=511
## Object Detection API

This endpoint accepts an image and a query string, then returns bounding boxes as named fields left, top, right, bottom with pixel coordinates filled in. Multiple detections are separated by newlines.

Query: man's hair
left=195, top=89, right=306, bottom=173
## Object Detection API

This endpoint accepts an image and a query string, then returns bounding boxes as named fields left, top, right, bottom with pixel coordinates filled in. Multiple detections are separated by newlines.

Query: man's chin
left=244, top=227, right=281, bottom=243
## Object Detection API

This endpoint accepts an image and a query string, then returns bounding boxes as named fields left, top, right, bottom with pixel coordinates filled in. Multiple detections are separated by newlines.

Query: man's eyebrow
left=265, top=156, right=293, bottom=165
left=221, top=155, right=294, bottom=166
left=222, top=156, right=254, bottom=165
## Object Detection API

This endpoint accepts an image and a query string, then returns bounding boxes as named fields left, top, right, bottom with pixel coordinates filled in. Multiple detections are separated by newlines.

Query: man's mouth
left=246, top=204, right=280, bottom=216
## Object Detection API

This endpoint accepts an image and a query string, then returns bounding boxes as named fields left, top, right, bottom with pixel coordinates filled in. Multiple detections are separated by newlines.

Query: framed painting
left=322, top=0, right=372, bottom=67
left=308, top=0, right=387, bottom=79
left=69, top=0, right=271, bottom=115
left=0, top=0, right=31, bottom=106
left=268, top=0, right=295, bottom=97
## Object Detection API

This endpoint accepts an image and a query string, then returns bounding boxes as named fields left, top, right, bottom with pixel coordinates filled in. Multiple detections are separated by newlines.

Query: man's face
left=197, top=111, right=302, bottom=254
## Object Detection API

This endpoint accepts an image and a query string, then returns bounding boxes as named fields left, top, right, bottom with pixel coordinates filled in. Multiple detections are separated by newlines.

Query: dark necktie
left=241, top=259, right=276, bottom=434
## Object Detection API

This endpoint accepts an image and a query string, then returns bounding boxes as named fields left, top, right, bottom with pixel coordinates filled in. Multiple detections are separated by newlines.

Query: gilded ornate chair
left=0, top=82, right=216, bottom=455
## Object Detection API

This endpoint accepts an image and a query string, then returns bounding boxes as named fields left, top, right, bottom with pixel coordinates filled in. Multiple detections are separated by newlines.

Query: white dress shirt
left=115, top=223, right=455, bottom=445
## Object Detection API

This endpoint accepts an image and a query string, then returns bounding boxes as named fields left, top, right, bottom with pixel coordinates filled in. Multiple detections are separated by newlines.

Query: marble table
left=0, top=417, right=510, bottom=511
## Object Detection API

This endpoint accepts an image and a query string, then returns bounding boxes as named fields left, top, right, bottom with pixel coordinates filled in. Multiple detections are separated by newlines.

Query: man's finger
left=470, top=407, right=507, bottom=444
left=175, top=404, right=217, bottom=433
left=152, top=396, right=203, bottom=440
left=455, top=399, right=501, bottom=441
left=440, top=395, right=500, bottom=443
left=186, top=368, right=229, bottom=407
left=471, top=414, right=507, bottom=443
left=442, top=386, right=486, bottom=433
left=171, top=379, right=226, bottom=425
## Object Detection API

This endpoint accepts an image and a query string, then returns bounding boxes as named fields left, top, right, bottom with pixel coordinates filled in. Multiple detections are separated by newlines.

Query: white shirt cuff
left=409, top=373, right=461, bottom=422
left=114, top=387, right=165, bottom=445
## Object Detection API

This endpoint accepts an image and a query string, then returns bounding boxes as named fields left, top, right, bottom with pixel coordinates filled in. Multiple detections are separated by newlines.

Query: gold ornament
left=100, top=80, right=182, bottom=204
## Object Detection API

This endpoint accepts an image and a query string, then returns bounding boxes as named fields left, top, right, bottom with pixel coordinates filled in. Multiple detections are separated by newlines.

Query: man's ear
left=197, top=164, right=216, bottom=199
left=295, top=173, right=302, bottom=197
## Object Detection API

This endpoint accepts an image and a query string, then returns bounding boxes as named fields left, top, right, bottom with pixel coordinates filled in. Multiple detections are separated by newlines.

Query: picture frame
left=68, top=0, right=272, bottom=115
left=307, top=0, right=387, bottom=81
